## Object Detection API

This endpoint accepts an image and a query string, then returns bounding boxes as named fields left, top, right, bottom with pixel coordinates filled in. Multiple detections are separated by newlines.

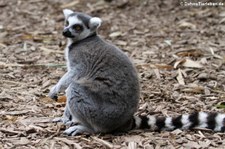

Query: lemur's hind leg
left=53, top=103, right=79, bottom=126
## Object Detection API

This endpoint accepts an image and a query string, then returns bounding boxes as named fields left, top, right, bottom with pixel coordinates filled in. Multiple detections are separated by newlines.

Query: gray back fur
left=67, top=35, right=140, bottom=133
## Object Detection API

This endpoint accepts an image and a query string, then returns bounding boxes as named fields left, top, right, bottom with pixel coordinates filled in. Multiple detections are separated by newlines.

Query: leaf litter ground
left=0, top=0, right=225, bottom=148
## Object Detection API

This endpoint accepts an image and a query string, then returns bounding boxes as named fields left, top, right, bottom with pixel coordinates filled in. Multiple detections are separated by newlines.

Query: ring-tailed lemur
left=48, top=9, right=225, bottom=135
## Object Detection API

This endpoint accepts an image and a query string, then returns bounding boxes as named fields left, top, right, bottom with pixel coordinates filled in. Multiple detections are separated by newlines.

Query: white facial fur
left=67, top=16, right=82, bottom=27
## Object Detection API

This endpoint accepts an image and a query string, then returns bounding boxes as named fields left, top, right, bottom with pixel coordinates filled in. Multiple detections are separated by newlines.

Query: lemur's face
left=63, top=9, right=102, bottom=41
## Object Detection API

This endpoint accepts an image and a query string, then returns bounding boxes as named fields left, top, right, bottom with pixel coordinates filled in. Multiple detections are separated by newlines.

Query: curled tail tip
left=133, top=112, right=225, bottom=132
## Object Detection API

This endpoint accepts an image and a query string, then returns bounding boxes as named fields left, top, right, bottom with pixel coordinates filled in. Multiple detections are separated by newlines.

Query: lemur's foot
left=48, top=85, right=58, bottom=100
left=63, top=125, right=92, bottom=136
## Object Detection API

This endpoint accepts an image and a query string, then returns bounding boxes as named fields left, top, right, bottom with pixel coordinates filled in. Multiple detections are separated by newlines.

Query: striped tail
left=132, top=112, right=225, bottom=132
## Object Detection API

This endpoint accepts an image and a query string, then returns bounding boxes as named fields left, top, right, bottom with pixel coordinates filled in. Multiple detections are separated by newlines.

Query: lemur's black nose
left=63, top=29, right=74, bottom=38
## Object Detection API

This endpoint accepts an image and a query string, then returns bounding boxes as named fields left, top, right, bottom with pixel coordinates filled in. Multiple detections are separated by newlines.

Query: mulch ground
left=0, top=0, right=225, bottom=148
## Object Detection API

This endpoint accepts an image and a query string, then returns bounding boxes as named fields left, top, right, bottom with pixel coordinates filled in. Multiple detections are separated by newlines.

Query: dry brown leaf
left=0, top=42, right=7, bottom=48
left=153, top=69, right=161, bottom=79
left=128, top=142, right=137, bottom=149
left=5, top=115, right=18, bottom=122
left=184, top=141, right=201, bottom=149
left=57, top=96, right=67, bottom=103
left=176, top=50, right=203, bottom=57
left=39, top=46, right=64, bottom=54
left=92, top=136, right=114, bottom=148
left=0, top=128, right=22, bottom=135
left=178, top=21, right=196, bottom=29
left=164, top=40, right=172, bottom=46
left=198, top=140, right=211, bottom=148
left=197, top=73, right=208, bottom=80
left=54, top=137, right=82, bottom=149
left=62, top=144, right=70, bottom=149
left=171, top=129, right=183, bottom=135
left=124, top=135, right=143, bottom=143
left=40, top=97, right=54, bottom=104
left=197, top=130, right=206, bottom=138
left=28, top=124, right=45, bottom=132
left=11, top=137, right=30, bottom=145
left=1, top=110, right=30, bottom=116
left=182, top=84, right=204, bottom=93
left=154, top=64, right=174, bottom=70
left=19, top=33, right=33, bottom=40
left=182, top=59, right=203, bottom=68
left=219, top=11, right=225, bottom=17
left=174, top=58, right=186, bottom=69
left=115, top=40, right=127, bottom=46
left=42, top=80, right=52, bottom=88
left=139, top=102, right=148, bottom=111
left=50, top=140, right=56, bottom=149
left=109, top=31, right=122, bottom=38
left=18, top=117, right=52, bottom=125
left=219, top=17, right=225, bottom=24
left=135, top=63, right=150, bottom=70
left=176, top=69, right=185, bottom=85
left=60, top=1, right=80, bottom=8
left=200, top=57, right=208, bottom=65
left=210, top=47, right=223, bottom=59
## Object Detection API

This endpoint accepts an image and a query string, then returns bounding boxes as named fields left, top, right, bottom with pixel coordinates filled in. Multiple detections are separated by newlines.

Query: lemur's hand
left=48, top=85, right=58, bottom=100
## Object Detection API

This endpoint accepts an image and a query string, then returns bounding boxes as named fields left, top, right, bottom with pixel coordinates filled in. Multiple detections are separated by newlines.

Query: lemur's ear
left=89, top=17, right=102, bottom=30
left=63, top=9, right=74, bottom=18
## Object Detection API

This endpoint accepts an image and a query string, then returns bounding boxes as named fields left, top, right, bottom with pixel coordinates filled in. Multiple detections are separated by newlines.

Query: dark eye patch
left=65, top=20, right=69, bottom=26
left=77, top=13, right=91, bottom=29
left=72, top=24, right=83, bottom=32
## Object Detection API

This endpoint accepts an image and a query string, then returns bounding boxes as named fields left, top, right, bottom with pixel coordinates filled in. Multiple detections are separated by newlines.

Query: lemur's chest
left=65, top=40, right=73, bottom=70
left=65, top=47, right=70, bottom=70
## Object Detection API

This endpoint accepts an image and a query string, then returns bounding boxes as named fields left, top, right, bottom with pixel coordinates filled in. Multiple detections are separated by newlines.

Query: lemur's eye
left=73, top=24, right=83, bottom=31
left=65, top=21, right=69, bottom=26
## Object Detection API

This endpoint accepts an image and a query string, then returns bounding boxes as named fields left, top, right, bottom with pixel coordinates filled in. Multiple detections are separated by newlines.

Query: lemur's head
left=62, top=9, right=102, bottom=41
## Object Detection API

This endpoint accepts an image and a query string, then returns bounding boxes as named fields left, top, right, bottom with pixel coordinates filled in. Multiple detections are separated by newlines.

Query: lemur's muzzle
left=63, top=29, right=74, bottom=38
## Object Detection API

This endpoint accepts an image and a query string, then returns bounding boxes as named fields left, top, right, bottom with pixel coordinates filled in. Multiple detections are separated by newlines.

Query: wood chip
left=182, top=59, right=203, bottom=68
left=109, top=31, right=122, bottom=38
left=1, top=110, right=30, bottom=116
left=61, top=1, right=80, bottom=9
left=0, top=128, right=22, bottom=135
left=176, top=69, right=185, bottom=85
left=178, top=21, right=196, bottom=29
left=92, top=136, right=114, bottom=148
left=54, top=137, right=82, bottom=149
